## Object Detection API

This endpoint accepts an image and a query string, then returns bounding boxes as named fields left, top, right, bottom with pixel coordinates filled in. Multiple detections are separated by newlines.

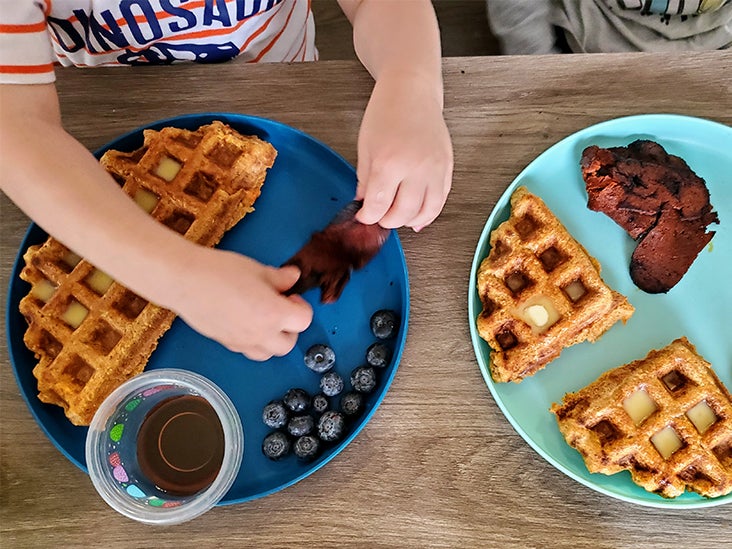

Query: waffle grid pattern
left=476, top=187, right=634, bottom=383
left=19, top=121, right=276, bottom=425
left=551, top=337, right=732, bottom=498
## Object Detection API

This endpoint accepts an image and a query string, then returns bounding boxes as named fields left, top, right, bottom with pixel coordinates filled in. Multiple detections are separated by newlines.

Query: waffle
left=475, top=187, right=634, bottom=383
left=19, top=121, right=277, bottom=425
left=551, top=338, right=732, bottom=498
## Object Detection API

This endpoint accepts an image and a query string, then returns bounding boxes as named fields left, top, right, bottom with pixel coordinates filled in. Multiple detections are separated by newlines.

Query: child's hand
left=354, top=71, right=453, bottom=231
left=174, top=248, right=313, bottom=361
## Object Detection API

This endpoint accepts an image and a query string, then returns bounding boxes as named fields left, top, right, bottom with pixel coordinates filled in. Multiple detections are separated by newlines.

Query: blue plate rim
left=5, top=112, right=410, bottom=506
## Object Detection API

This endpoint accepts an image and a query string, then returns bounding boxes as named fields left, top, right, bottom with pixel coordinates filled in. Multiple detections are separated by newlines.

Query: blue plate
left=6, top=113, right=409, bottom=505
left=468, top=114, right=732, bottom=508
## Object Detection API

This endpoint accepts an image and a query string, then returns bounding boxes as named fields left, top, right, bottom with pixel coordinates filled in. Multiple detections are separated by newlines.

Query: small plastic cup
left=86, top=369, right=243, bottom=525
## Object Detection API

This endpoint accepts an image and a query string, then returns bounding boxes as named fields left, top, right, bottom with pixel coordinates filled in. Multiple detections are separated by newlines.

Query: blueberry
left=262, top=400, right=289, bottom=429
left=304, top=344, right=336, bottom=373
left=262, top=431, right=291, bottom=460
left=283, top=388, right=311, bottom=413
left=312, top=393, right=330, bottom=414
left=340, top=391, right=364, bottom=417
left=365, top=342, right=392, bottom=368
left=293, top=435, right=321, bottom=461
left=318, top=410, right=345, bottom=442
left=320, top=371, right=345, bottom=397
left=370, top=309, right=399, bottom=339
left=350, top=365, right=377, bottom=394
left=287, top=414, right=315, bottom=437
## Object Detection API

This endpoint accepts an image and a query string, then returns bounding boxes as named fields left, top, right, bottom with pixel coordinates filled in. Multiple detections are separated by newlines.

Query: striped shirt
left=0, top=0, right=317, bottom=85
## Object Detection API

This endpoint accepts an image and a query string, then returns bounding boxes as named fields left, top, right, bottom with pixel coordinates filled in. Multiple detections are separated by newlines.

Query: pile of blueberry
left=261, top=309, right=399, bottom=462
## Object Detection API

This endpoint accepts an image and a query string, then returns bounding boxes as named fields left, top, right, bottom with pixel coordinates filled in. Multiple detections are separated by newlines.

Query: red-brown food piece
left=581, top=140, right=718, bottom=293
left=283, top=200, right=390, bottom=303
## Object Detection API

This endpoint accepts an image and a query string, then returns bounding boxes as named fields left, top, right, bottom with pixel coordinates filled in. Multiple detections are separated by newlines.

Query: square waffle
left=475, top=187, right=634, bottom=383
left=19, top=121, right=277, bottom=425
left=551, top=338, right=732, bottom=498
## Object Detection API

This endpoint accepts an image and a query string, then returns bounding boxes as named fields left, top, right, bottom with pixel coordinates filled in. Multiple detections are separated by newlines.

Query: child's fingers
left=272, top=264, right=301, bottom=292
left=354, top=163, right=401, bottom=226
left=377, top=179, right=425, bottom=229
left=265, top=265, right=314, bottom=333
left=405, top=169, right=452, bottom=230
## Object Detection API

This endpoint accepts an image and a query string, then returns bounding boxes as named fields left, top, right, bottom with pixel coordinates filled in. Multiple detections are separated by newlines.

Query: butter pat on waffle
left=19, top=121, right=276, bottom=425
left=551, top=338, right=732, bottom=498
left=475, top=187, right=634, bottom=383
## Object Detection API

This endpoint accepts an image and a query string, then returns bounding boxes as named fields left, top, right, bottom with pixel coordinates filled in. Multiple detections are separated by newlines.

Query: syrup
left=136, top=395, right=225, bottom=496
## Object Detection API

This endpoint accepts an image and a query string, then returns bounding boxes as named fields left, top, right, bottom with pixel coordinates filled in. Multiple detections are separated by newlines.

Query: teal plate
left=468, top=114, right=732, bottom=508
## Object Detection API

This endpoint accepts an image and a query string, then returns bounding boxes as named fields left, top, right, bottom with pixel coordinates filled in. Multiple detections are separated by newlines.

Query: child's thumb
left=272, top=264, right=302, bottom=292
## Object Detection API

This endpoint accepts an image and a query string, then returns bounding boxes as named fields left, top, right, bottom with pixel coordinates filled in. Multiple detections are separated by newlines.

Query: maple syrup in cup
left=136, top=394, right=225, bottom=496
left=86, top=369, right=243, bottom=525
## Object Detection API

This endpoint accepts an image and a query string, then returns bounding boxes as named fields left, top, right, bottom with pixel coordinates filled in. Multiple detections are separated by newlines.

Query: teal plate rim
left=467, top=114, right=732, bottom=509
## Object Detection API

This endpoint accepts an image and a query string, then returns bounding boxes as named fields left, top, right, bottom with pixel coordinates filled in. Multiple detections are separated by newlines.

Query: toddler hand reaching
left=339, top=0, right=453, bottom=232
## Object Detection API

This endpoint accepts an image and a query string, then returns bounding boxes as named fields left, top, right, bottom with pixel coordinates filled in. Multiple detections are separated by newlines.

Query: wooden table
left=2, top=52, right=731, bottom=547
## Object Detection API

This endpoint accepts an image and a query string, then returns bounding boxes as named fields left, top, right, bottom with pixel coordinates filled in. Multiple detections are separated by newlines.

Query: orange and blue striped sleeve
left=0, top=0, right=56, bottom=84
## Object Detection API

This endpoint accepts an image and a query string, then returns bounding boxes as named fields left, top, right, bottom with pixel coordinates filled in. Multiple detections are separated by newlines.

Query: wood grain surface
left=2, top=52, right=731, bottom=548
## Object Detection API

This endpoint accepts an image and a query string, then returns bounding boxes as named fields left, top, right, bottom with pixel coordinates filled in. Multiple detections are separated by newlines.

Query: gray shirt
left=486, top=0, right=732, bottom=54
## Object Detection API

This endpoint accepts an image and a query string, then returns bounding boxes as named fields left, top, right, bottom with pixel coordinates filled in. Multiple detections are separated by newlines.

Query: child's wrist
left=374, top=67, right=444, bottom=109
left=156, top=240, right=211, bottom=308
left=115, top=234, right=206, bottom=312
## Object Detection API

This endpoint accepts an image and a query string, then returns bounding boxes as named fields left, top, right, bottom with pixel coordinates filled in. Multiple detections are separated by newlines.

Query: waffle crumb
left=19, top=121, right=276, bottom=425
left=551, top=337, right=732, bottom=499
left=475, top=186, right=634, bottom=383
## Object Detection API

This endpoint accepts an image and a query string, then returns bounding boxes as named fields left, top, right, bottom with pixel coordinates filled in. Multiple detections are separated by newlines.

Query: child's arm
left=337, top=0, right=453, bottom=232
left=0, top=83, right=312, bottom=360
